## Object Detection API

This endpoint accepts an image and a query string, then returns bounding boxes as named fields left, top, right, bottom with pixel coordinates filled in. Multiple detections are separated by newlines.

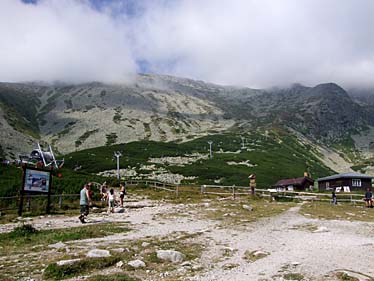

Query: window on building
left=352, top=179, right=361, bottom=187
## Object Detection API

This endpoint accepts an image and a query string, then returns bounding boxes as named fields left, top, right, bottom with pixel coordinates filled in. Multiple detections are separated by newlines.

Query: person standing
left=331, top=188, right=337, bottom=205
left=108, top=188, right=115, bottom=213
left=79, top=183, right=92, bottom=223
left=119, top=183, right=126, bottom=208
left=364, top=188, right=373, bottom=208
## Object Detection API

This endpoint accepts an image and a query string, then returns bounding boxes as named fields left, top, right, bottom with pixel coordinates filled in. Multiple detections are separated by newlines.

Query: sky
left=0, top=0, right=373, bottom=88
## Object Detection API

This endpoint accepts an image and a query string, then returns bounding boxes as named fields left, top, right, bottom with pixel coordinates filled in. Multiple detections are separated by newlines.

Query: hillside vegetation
left=64, top=129, right=332, bottom=188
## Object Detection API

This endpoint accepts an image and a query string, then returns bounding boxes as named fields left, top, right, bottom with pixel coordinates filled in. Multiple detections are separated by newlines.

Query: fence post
left=26, top=196, right=31, bottom=212
left=176, top=185, right=179, bottom=198
left=232, top=185, right=236, bottom=200
left=59, top=196, right=62, bottom=208
left=201, top=185, right=204, bottom=194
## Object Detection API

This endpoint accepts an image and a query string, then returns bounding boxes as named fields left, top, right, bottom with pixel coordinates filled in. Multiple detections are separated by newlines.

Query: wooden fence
left=0, top=180, right=180, bottom=212
left=200, top=185, right=365, bottom=204
left=0, top=181, right=366, bottom=213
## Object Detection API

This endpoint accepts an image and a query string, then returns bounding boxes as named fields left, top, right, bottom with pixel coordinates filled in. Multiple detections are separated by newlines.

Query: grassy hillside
left=0, top=85, right=41, bottom=138
left=64, top=129, right=334, bottom=187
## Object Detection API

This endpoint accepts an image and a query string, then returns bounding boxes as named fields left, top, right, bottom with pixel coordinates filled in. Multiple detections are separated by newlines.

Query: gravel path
left=2, top=200, right=373, bottom=280
left=192, top=204, right=374, bottom=281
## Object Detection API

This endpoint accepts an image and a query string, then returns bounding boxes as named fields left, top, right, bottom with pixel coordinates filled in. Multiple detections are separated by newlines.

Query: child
left=108, top=188, right=115, bottom=213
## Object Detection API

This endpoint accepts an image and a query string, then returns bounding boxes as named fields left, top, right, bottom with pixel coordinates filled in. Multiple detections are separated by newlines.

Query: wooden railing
left=0, top=182, right=366, bottom=213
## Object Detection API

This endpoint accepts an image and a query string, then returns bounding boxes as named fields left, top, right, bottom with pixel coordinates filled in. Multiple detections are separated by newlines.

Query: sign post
left=18, top=166, right=52, bottom=216
left=249, top=174, right=256, bottom=195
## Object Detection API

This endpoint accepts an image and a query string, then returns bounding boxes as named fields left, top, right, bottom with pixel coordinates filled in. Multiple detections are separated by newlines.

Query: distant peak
left=314, top=82, right=345, bottom=92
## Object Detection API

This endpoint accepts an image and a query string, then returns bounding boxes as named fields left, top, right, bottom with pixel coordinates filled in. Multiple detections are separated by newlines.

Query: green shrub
left=44, top=256, right=120, bottom=280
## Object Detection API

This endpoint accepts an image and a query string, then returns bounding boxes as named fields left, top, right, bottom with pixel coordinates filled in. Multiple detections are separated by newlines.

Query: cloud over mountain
left=1, top=0, right=374, bottom=88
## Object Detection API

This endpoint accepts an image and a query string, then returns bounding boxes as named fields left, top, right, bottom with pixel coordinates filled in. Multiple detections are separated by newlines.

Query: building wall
left=318, top=178, right=372, bottom=191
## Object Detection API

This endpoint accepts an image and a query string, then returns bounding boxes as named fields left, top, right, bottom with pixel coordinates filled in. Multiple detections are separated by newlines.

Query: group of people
left=78, top=182, right=127, bottom=223
left=331, top=187, right=373, bottom=208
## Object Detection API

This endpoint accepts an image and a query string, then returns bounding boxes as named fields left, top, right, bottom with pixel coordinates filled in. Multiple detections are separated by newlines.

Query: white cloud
left=0, top=0, right=374, bottom=88
left=0, top=0, right=137, bottom=83
left=131, top=0, right=374, bottom=88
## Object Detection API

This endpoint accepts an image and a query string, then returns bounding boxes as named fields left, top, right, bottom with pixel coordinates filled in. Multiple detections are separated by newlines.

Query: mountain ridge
left=0, top=74, right=372, bottom=174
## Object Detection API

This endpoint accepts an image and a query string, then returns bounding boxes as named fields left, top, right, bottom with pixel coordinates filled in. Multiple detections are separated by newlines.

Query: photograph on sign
left=24, top=168, right=51, bottom=193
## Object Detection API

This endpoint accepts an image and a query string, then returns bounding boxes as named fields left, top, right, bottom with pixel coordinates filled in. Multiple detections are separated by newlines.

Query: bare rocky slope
left=0, top=74, right=373, bottom=167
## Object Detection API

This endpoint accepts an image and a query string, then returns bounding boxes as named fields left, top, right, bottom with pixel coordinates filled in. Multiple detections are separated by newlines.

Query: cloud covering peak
left=1, top=0, right=374, bottom=88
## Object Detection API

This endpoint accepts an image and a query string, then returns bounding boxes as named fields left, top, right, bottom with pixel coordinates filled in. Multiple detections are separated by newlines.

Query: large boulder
left=56, top=259, right=81, bottom=266
left=156, top=250, right=185, bottom=263
left=128, top=259, right=146, bottom=268
left=86, top=249, right=111, bottom=258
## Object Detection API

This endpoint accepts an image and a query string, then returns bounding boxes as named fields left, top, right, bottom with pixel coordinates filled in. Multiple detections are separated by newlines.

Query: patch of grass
left=10, top=223, right=37, bottom=237
left=300, top=202, right=374, bottom=222
left=87, top=231, right=205, bottom=281
left=87, top=274, right=140, bottom=281
left=0, top=222, right=130, bottom=255
left=222, top=263, right=240, bottom=270
left=43, top=256, right=120, bottom=280
left=106, top=133, right=118, bottom=146
left=289, top=223, right=318, bottom=232
left=283, top=273, right=304, bottom=280
left=243, top=250, right=269, bottom=262
left=336, top=272, right=359, bottom=281
left=75, top=129, right=99, bottom=148
left=202, top=198, right=295, bottom=227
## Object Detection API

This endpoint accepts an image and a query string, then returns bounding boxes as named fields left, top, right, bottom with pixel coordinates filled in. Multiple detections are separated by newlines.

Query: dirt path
left=192, top=204, right=374, bottom=281
left=2, top=201, right=374, bottom=280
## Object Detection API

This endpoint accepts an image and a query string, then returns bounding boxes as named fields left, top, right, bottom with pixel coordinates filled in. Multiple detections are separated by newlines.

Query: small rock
left=141, top=242, right=150, bottom=247
left=242, top=204, right=253, bottom=211
left=116, top=261, right=124, bottom=268
left=313, top=226, right=329, bottom=233
left=48, top=242, right=66, bottom=249
left=86, top=249, right=111, bottom=258
left=177, top=267, right=187, bottom=272
left=56, top=259, right=81, bottom=266
left=253, top=250, right=268, bottom=257
left=157, top=250, right=185, bottom=263
left=291, top=262, right=300, bottom=267
left=115, top=207, right=125, bottom=213
left=128, top=259, right=146, bottom=268
left=181, top=261, right=192, bottom=267
left=112, top=248, right=125, bottom=253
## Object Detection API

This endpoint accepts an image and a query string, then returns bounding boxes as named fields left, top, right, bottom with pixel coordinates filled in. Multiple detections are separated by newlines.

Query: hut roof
left=275, top=176, right=313, bottom=187
left=317, top=172, right=373, bottom=182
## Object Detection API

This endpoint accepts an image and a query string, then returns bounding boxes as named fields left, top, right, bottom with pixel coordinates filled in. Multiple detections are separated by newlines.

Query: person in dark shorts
left=331, top=188, right=337, bottom=205
left=364, top=188, right=373, bottom=208
left=119, top=183, right=126, bottom=208
left=79, top=183, right=92, bottom=223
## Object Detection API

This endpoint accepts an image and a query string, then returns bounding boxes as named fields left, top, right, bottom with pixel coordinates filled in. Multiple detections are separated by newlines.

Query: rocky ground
left=1, top=197, right=373, bottom=281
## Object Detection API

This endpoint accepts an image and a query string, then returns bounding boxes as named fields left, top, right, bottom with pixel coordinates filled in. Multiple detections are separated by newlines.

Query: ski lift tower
left=207, top=141, right=213, bottom=158
left=114, top=151, right=122, bottom=179
left=240, top=136, right=246, bottom=150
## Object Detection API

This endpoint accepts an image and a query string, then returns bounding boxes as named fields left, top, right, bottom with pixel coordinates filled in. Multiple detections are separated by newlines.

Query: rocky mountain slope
left=0, top=74, right=373, bottom=171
